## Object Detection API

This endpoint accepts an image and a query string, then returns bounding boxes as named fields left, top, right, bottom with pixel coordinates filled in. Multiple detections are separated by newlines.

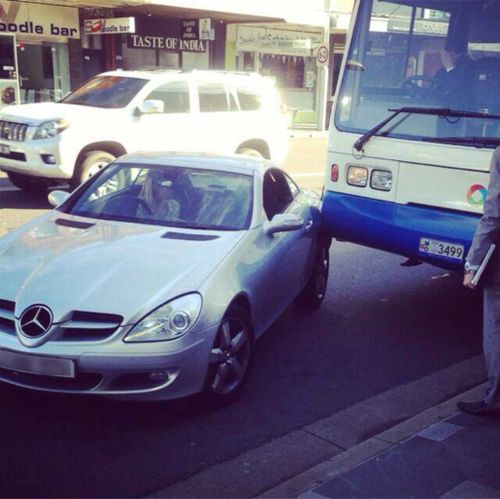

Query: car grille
left=0, top=367, right=102, bottom=391
left=0, top=299, right=16, bottom=336
left=58, top=311, right=123, bottom=341
left=0, top=301, right=123, bottom=342
left=0, top=120, right=28, bottom=142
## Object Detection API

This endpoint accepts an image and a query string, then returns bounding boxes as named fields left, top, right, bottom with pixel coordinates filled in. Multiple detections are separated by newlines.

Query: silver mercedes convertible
left=0, top=153, right=329, bottom=402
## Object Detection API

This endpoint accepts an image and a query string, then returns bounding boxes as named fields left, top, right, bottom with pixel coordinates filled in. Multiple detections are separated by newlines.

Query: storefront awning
left=27, top=0, right=328, bottom=26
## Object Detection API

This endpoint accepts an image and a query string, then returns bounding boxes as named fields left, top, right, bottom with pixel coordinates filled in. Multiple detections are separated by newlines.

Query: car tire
left=202, top=305, right=254, bottom=404
left=71, top=150, right=115, bottom=191
left=236, top=147, right=263, bottom=158
left=7, top=171, right=47, bottom=194
left=296, top=241, right=330, bottom=310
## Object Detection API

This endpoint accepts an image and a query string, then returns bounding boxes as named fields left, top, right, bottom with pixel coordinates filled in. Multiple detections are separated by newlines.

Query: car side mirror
left=136, top=99, right=164, bottom=115
left=48, top=190, right=70, bottom=208
left=264, top=213, right=304, bottom=235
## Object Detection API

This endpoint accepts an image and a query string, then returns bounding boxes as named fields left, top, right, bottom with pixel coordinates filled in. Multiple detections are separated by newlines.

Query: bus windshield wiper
left=422, top=136, right=500, bottom=147
left=353, top=107, right=500, bottom=152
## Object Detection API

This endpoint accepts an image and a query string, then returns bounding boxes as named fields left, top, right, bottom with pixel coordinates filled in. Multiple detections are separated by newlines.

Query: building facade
left=0, top=0, right=341, bottom=129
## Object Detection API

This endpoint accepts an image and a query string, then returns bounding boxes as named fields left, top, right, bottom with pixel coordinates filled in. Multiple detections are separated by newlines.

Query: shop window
left=146, top=81, right=190, bottom=113
left=198, top=82, right=229, bottom=112
left=261, top=54, right=311, bottom=89
left=237, top=87, right=261, bottom=111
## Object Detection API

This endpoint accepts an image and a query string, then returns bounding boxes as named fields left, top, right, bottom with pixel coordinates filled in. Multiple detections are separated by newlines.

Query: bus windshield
left=336, top=0, right=500, bottom=145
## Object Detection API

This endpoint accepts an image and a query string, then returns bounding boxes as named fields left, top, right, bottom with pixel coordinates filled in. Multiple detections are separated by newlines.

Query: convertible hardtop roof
left=117, top=151, right=274, bottom=176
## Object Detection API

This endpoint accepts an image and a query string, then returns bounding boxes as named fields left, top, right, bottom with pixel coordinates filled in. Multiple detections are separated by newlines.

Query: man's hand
left=463, top=271, right=476, bottom=289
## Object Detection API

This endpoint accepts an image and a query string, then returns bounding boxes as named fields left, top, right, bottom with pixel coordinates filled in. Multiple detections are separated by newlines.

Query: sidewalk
left=264, top=383, right=500, bottom=499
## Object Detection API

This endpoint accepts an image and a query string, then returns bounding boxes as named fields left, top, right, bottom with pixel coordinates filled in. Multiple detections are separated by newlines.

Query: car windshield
left=336, top=0, right=500, bottom=144
left=64, top=163, right=254, bottom=231
left=61, top=76, right=148, bottom=108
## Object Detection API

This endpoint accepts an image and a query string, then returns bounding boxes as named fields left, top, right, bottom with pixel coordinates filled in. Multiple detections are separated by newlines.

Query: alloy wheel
left=208, top=316, right=251, bottom=396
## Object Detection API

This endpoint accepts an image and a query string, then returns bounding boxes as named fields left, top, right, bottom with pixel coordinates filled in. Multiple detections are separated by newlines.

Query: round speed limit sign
left=316, top=44, right=329, bottom=65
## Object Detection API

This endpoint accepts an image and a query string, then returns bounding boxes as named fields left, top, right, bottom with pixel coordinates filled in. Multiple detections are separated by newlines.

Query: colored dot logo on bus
left=467, top=184, right=487, bottom=206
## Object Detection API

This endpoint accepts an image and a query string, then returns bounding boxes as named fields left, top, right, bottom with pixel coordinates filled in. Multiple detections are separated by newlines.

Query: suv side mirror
left=264, top=213, right=304, bottom=235
left=136, top=99, right=164, bottom=115
left=48, top=190, right=70, bottom=208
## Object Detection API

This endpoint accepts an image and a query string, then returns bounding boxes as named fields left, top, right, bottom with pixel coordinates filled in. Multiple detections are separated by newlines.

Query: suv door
left=190, top=80, right=238, bottom=154
left=134, top=79, right=194, bottom=152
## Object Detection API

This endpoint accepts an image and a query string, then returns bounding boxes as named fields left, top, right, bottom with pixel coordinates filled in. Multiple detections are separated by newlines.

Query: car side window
left=198, top=82, right=230, bottom=112
left=284, top=173, right=300, bottom=198
left=145, top=81, right=190, bottom=113
left=263, top=169, right=295, bottom=220
left=237, top=86, right=262, bottom=111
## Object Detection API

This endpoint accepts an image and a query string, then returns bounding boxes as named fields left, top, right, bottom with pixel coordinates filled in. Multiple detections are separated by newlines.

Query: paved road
left=0, top=137, right=483, bottom=497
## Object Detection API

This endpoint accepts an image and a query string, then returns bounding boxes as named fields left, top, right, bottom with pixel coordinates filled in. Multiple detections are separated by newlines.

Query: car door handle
left=305, top=220, right=313, bottom=231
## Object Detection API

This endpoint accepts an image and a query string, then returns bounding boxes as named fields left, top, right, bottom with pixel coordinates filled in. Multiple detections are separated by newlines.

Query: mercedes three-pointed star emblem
left=19, top=305, right=53, bottom=338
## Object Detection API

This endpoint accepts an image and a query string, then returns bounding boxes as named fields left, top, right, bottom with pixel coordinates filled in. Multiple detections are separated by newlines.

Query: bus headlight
left=371, top=170, right=393, bottom=191
left=347, top=166, right=368, bottom=187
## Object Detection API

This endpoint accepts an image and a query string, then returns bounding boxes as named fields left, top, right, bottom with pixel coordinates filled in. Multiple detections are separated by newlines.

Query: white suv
left=0, top=70, right=289, bottom=192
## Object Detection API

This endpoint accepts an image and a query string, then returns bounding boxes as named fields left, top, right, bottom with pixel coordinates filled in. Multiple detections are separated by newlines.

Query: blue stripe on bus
left=321, top=191, right=481, bottom=270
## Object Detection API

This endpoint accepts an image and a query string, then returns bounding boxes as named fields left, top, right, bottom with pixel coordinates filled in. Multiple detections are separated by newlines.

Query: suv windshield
left=336, top=0, right=500, bottom=144
left=61, top=76, right=148, bottom=109
left=64, top=163, right=254, bottom=231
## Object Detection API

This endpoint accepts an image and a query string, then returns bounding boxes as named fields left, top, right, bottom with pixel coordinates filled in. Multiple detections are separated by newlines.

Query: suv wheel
left=71, top=150, right=115, bottom=191
left=7, top=172, right=47, bottom=194
left=236, top=147, right=263, bottom=158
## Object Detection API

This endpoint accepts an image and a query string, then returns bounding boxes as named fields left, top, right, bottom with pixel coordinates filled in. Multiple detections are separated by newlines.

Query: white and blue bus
left=323, top=0, right=500, bottom=270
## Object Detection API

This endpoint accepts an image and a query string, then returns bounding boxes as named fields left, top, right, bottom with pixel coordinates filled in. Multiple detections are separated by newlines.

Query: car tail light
left=331, top=164, right=339, bottom=182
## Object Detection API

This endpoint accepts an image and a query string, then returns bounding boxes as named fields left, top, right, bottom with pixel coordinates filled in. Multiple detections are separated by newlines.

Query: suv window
left=198, top=82, right=229, bottom=112
left=145, top=81, right=190, bottom=113
left=62, top=76, right=148, bottom=109
left=263, top=168, right=294, bottom=220
left=237, top=87, right=262, bottom=111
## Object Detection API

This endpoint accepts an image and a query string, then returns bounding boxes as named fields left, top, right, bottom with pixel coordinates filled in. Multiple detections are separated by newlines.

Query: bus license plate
left=419, top=238, right=464, bottom=260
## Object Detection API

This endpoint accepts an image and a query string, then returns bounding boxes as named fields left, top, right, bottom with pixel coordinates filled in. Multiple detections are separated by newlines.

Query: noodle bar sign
left=127, top=17, right=207, bottom=52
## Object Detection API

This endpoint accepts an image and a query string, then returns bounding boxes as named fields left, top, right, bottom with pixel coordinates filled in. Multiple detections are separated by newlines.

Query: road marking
left=0, top=186, right=18, bottom=192
left=291, top=173, right=324, bottom=178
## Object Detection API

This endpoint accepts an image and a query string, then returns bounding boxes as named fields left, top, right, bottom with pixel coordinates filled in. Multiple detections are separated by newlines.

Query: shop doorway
left=17, top=41, right=70, bottom=103
left=0, top=34, right=20, bottom=110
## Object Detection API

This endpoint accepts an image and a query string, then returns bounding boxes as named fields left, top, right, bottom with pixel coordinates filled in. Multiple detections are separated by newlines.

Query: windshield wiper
left=422, top=136, right=500, bottom=147
left=353, top=107, right=500, bottom=152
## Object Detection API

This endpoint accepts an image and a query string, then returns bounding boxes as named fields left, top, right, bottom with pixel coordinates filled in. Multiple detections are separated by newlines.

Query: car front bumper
left=0, top=135, right=76, bottom=180
left=0, top=325, right=218, bottom=401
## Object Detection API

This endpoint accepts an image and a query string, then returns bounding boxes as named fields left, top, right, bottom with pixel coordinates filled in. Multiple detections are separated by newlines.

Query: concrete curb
left=147, top=356, right=486, bottom=498
left=261, top=383, right=488, bottom=498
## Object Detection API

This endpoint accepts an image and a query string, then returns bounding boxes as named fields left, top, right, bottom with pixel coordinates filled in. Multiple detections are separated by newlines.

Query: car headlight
left=347, top=166, right=368, bottom=187
left=371, top=170, right=393, bottom=191
left=33, top=119, right=69, bottom=140
left=124, top=293, right=202, bottom=343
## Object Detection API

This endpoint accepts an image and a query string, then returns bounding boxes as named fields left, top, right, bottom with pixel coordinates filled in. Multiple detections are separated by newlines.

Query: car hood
left=0, top=213, right=244, bottom=324
left=0, top=103, right=118, bottom=126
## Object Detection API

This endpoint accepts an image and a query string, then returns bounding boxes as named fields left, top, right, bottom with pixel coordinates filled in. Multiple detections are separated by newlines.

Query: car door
left=134, top=79, right=194, bottom=152
left=258, top=168, right=316, bottom=321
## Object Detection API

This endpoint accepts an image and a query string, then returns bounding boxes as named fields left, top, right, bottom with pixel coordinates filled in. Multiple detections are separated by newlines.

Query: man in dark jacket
left=459, top=147, right=500, bottom=414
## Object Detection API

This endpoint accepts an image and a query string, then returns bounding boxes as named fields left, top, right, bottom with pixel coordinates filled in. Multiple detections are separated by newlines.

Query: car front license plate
left=419, top=237, right=464, bottom=261
left=0, top=349, right=75, bottom=378
left=0, top=144, right=10, bottom=154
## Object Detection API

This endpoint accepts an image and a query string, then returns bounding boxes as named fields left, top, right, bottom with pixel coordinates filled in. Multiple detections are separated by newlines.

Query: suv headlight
left=33, top=119, right=69, bottom=140
left=124, top=293, right=202, bottom=343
